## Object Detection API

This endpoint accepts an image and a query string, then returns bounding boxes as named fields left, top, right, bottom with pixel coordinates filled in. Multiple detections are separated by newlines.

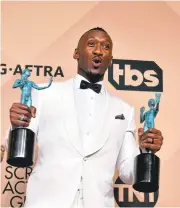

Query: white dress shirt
left=72, top=74, right=107, bottom=207
left=73, top=74, right=107, bottom=149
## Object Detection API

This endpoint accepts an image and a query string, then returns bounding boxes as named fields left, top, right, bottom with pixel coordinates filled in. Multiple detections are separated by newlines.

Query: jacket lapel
left=62, top=79, right=83, bottom=156
left=62, top=80, right=116, bottom=158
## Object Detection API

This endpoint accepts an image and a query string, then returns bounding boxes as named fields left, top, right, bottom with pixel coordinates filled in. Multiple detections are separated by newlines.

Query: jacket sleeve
left=4, top=88, right=42, bottom=151
left=116, top=107, right=140, bottom=185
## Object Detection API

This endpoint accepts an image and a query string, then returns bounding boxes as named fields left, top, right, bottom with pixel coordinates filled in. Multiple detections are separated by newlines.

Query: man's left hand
left=138, top=128, right=163, bottom=153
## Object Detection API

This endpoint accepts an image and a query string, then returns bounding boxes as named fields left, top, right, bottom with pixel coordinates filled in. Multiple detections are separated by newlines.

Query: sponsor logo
left=2, top=166, right=33, bottom=207
left=114, top=177, right=159, bottom=207
left=108, top=59, right=163, bottom=92
left=0, top=63, right=64, bottom=77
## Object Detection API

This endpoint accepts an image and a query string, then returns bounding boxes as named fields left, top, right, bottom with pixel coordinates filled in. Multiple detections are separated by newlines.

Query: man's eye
left=88, top=42, right=95, bottom=46
left=103, top=44, right=110, bottom=49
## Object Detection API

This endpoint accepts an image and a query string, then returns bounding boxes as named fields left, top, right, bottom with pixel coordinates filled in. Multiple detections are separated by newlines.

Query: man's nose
left=93, top=44, right=103, bottom=56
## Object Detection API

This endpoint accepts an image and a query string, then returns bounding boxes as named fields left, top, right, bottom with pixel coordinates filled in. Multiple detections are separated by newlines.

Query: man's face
left=74, top=30, right=113, bottom=76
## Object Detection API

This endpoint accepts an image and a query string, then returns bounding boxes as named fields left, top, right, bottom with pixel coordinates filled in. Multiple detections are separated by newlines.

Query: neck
left=78, top=68, right=104, bottom=83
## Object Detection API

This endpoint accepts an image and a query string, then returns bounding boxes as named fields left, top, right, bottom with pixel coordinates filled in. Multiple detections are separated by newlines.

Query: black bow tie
left=80, top=80, right=102, bottom=94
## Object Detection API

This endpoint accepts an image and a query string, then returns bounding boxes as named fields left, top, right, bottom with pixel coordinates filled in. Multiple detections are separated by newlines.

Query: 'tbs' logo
left=108, top=59, right=163, bottom=92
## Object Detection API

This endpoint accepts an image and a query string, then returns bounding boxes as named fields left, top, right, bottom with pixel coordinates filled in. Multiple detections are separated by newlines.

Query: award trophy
left=7, top=68, right=53, bottom=167
left=133, top=93, right=161, bottom=192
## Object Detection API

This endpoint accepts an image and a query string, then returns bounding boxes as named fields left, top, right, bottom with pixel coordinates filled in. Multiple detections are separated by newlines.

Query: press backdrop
left=1, top=1, right=180, bottom=207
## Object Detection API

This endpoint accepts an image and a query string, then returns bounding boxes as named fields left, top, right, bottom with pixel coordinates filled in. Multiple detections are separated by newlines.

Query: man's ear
left=73, top=48, right=79, bottom=60
left=108, top=56, right=113, bottom=67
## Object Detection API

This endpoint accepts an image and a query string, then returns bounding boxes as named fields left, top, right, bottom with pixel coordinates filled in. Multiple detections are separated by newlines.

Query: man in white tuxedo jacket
left=8, top=27, right=163, bottom=208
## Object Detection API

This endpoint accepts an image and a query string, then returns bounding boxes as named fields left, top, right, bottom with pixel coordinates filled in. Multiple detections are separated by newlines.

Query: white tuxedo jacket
left=7, top=78, right=140, bottom=208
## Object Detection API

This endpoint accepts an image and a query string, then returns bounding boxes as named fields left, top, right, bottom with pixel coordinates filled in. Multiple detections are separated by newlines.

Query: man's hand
left=138, top=128, right=163, bottom=153
left=10, top=103, right=36, bottom=127
left=1, top=145, right=5, bottom=162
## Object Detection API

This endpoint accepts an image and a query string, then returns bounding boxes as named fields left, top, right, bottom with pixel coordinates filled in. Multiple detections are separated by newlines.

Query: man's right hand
left=10, top=103, right=36, bottom=127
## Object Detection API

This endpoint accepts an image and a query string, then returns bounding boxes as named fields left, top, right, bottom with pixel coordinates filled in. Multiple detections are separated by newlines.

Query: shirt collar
left=73, top=74, right=106, bottom=95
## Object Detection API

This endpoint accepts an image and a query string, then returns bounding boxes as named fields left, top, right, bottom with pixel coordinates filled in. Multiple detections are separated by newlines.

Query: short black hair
left=88, top=27, right=108, bottom=33
left=77, top=27, right=112, bottom=47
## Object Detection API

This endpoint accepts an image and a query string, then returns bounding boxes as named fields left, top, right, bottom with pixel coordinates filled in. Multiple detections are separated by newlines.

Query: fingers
left=10, top=103, right=36, bottom=127
left=141, top=142, right=163, bottom=152
left=30, top=106, right=36, bottom=118
left=1, top=145, right=5, bottom=152
left=147, top=128, right=162, bottom=136
left=141, top=136, right=163, bottom=151
left=138, top=128, right=144, bottom=136
left=139, top=128, right=163, bottom=153
left=1, top=145, right=5, bottom=162
left=10, top=107, right=31, bottom=118
left=10, top=113, right=30, bottom=127
left=141, top=133, right=163, bottom=143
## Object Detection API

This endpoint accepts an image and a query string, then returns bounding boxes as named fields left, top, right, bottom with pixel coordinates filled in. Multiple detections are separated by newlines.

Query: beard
left=79, top=67, right=105, bottom=83
left=86, top=71, right=104, bottom=83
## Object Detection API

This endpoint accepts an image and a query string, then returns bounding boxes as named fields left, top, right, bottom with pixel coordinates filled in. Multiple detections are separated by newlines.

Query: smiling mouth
left=92, top=57, right=102, bottom=68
